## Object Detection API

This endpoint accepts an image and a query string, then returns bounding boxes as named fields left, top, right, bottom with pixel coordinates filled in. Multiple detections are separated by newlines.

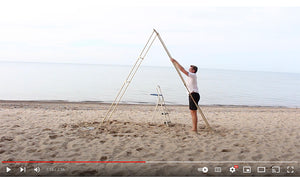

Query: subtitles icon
left=257, top=167, right=266, bottom=173
left=272, top=166, right=280, bottom=173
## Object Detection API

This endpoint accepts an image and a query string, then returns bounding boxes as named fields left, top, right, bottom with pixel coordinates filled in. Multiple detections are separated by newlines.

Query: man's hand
left=170, top=58, right=188, bottom=76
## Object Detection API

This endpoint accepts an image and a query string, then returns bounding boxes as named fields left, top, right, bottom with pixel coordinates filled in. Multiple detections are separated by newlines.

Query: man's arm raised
left=170, top=58, right=188, bottom=76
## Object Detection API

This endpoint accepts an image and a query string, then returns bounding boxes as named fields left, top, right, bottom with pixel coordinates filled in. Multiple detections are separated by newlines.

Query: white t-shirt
left=186, top=72, right=199, bottom=93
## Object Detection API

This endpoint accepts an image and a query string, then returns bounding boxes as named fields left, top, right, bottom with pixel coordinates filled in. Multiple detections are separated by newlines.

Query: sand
left=0, top=101, right=299, bottom=176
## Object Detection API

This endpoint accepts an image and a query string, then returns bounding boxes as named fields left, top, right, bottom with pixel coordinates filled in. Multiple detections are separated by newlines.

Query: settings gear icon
left=229, top=167, right=236, bottom=173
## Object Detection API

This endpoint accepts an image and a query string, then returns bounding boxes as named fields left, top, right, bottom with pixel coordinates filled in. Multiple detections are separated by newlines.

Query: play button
left=6, top=167, right=11, bottom=173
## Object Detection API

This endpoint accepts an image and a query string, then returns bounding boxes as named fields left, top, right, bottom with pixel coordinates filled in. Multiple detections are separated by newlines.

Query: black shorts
left=189, top=92, right=200, bottom=110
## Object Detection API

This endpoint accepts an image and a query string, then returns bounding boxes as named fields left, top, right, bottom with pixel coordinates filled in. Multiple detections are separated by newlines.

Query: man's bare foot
left=191, top=129, right=198, bottom=133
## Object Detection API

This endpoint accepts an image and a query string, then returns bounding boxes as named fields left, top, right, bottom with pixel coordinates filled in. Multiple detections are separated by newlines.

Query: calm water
left=1, top=62, right=300, bottom=107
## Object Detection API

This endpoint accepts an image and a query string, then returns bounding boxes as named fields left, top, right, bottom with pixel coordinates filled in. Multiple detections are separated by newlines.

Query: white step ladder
left=151, top=85, right=171, bottom=126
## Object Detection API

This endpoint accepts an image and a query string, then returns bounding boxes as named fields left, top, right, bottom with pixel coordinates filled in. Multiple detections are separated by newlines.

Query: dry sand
left=0, top=101, right=299, bottom=176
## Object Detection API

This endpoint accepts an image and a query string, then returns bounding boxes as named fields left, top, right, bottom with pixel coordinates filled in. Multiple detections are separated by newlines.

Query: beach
left=0, top=101, right=299, bottom=176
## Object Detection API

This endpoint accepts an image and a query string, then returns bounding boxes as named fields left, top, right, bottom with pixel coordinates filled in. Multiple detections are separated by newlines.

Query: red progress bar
left=2, top=161, right=146, bottom=164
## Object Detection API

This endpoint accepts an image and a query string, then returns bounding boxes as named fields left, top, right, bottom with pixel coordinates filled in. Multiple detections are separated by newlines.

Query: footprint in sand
left=77, top=169, right=97, bottom=176
left=26, top=149, right=37, bottom=153
left=0, top=136, right=14, bottom=142
left=240, top=149, right=250, bottom=153
left=15, top=131, right=24, bottom=135
left=281, top=153, right=293, bottom=158
left=59, top=123, right=68, bottom=128
left=50, top=153, right=57, bottom=158
left=221, top=149, right=232, bottom=152
left=136, top=147, right=143, bottom=152
left=126, top=151, right=132, bottom=156
left=251, top=154, right=263, bottom=160
left=11, top=125, right=20, bottom=129
left=233, top=143, right=240, bottom=147
left=48, top=132, right=63, bottom=139
left=49, top=134, right=58, bottom=139
left=100, top=156, right=108, bottom=160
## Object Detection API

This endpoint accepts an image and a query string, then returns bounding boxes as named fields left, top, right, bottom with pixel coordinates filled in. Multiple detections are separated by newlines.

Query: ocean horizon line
left=0, top=99, right=294, bottom=109
left=1, top=60, right=300, bottom=75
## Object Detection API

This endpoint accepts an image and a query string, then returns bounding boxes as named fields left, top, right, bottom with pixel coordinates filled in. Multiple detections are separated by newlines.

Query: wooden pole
left=153, top=29, right=212, bottom=131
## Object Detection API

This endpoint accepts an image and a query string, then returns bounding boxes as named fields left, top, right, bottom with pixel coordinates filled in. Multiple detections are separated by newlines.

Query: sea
left=0, top=62, right=299, bottom=108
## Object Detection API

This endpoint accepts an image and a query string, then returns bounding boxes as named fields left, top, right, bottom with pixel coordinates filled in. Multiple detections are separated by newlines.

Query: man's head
left=189, top=65, right=198, bottom=73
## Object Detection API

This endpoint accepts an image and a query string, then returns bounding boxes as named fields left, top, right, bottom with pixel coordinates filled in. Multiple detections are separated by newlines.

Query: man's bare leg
left=190, top=110, right=198, bottom=131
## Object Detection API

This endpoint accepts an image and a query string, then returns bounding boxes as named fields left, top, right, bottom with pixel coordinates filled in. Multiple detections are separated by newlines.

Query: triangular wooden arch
left=102, top=29, right=212, bottom=131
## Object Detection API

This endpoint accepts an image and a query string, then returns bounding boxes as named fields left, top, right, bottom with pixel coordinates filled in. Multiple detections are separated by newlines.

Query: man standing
left=170, top=58, right=200, bottom=132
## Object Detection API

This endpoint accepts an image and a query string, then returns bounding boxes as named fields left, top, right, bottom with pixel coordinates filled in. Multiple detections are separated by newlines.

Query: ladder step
left=150, top=94, right=162, bottom=96
left=164, top=121, right=171, bottom=125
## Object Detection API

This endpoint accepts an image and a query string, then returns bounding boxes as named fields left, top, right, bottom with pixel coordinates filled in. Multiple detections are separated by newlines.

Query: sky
left=0, top=0, right=300, bottom=73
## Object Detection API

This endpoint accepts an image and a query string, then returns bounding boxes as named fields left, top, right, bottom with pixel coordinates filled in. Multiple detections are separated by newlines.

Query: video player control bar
left=2, top=160, right=298, bottom=164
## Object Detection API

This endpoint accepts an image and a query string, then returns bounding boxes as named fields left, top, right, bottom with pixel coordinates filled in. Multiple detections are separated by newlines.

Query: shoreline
left=0, top=100, right=295, bottom=109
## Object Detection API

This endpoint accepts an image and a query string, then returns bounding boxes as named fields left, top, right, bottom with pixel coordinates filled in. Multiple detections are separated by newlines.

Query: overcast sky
left=0, top=0, right=300, bottom=73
